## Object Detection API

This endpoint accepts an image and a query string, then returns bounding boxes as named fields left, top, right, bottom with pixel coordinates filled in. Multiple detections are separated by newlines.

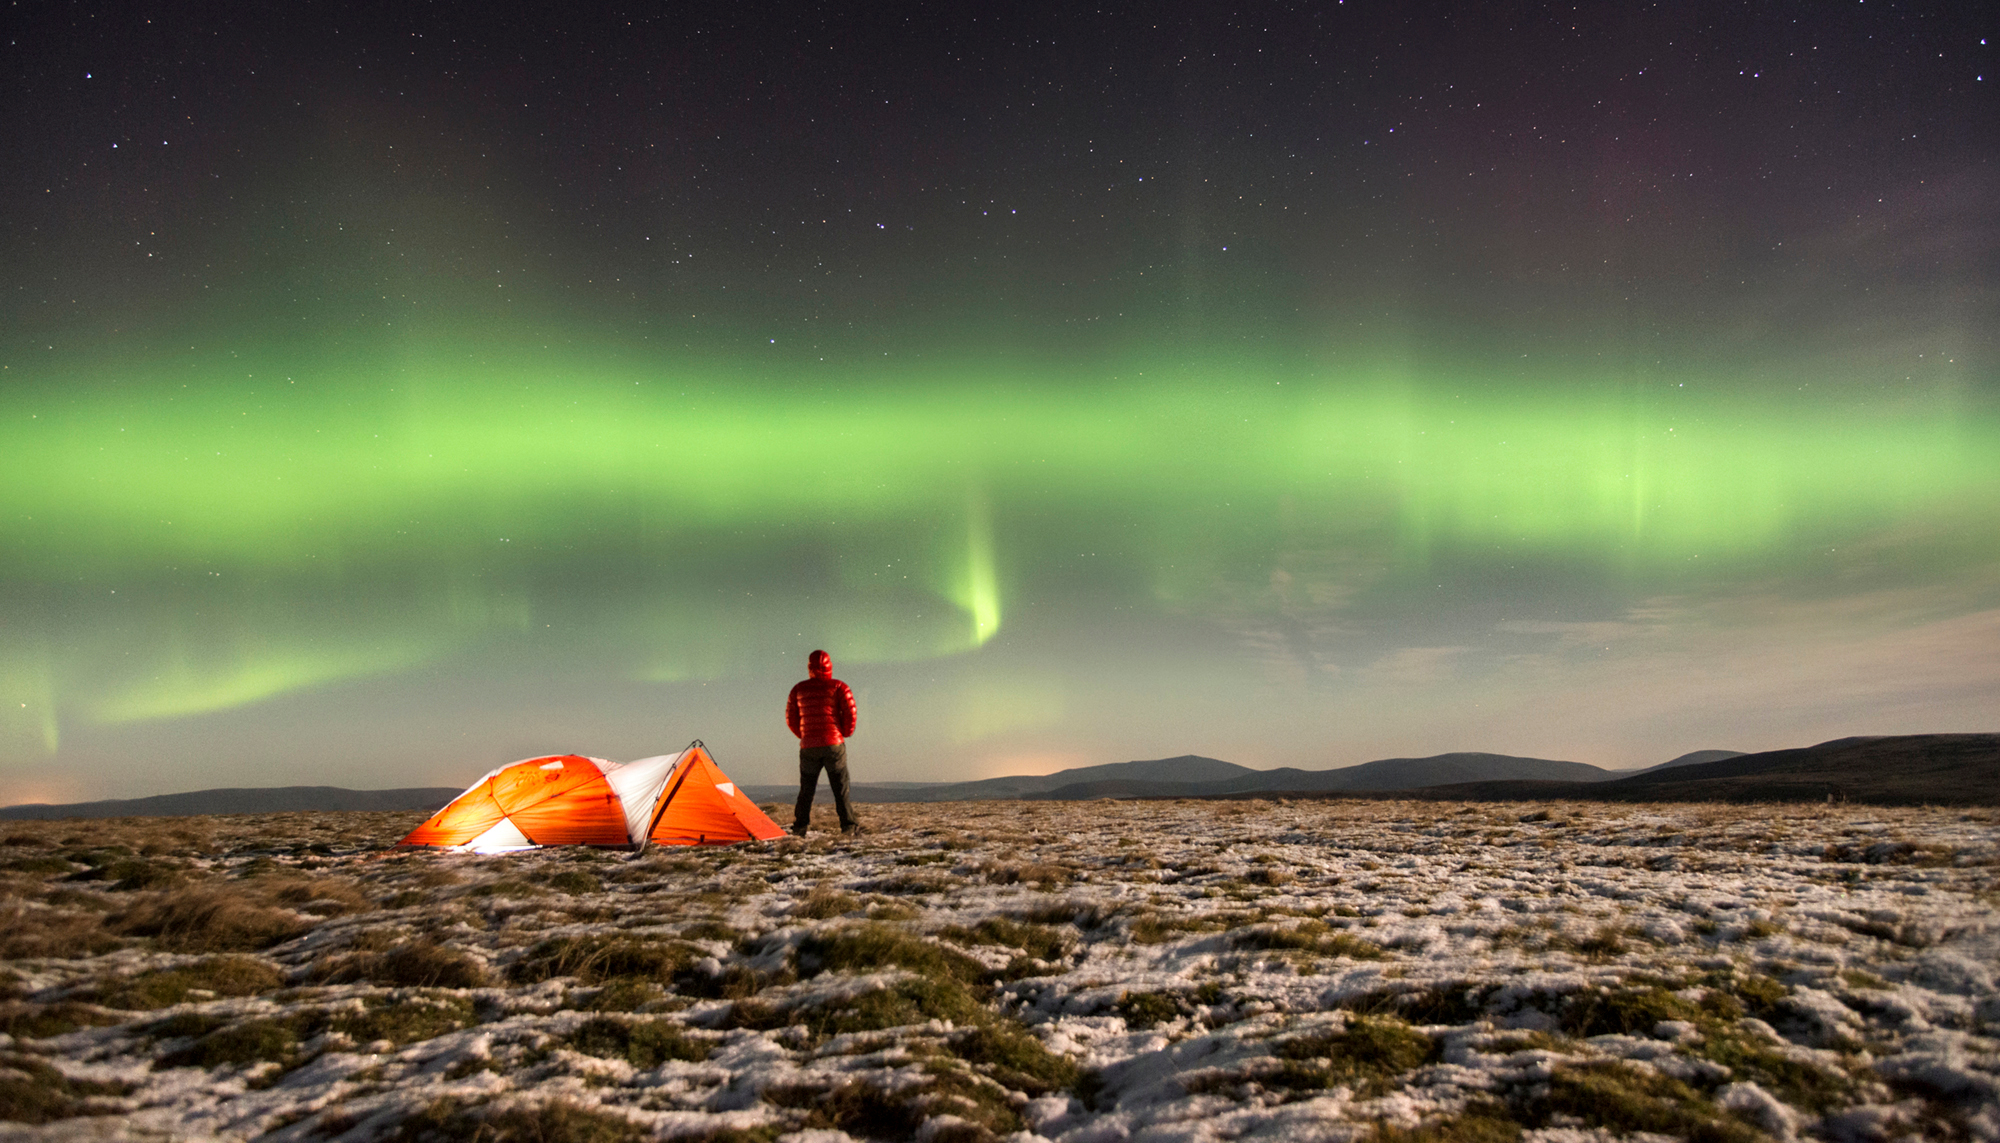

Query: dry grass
left=0, top=798, right=1992, bottom=1143
left=110, top=886, right=313, bottom=952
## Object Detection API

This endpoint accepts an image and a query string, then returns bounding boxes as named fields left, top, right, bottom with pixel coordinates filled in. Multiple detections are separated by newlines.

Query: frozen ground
left=1, top=798, right=1996, bottom=1143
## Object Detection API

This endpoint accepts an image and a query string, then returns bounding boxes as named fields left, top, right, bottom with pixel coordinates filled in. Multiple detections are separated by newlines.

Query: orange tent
left=398, top=742, right=784, bottom=852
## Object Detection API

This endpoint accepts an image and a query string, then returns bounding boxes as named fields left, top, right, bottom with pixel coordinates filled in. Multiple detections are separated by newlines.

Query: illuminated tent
left=398, top=742, right=784, bottom=852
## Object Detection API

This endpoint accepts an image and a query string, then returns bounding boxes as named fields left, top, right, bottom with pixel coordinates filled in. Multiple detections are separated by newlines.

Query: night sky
left=5, top=2, right=1996, bottom=804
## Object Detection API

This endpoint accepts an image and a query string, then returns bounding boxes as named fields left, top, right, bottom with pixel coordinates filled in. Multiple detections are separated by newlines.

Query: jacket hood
left=808, top=649, right=832, bottom=678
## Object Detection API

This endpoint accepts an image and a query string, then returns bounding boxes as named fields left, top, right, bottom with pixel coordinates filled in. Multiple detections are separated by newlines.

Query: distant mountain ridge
left=752, top=750, right=1639, bottom=806
left=15, top=736, right=1982, bottom=819
left=1021, top=752, right=1613, bottom=800
left=1339, top=734, right=2000, bottom=806
left=1629, top=749, right=1747, bottom=775
left=0, top=786, right=462, bottom=821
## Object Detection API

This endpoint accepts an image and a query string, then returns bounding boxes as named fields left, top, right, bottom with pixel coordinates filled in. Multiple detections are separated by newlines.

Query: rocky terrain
left=2, top=799, right=1996, bottom=1143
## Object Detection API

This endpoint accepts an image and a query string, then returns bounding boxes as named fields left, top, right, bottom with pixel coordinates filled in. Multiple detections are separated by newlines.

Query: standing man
left=787, top=649, right=861, bottom=836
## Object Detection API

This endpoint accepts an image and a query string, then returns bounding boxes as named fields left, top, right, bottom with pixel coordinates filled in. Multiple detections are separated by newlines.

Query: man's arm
left=836, top=681, right=857, bottom=738
left=785, top=684, right=803, bottom=739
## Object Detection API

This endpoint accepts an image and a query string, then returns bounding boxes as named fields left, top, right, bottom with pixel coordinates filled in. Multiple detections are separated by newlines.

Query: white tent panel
left=465, top=817, right=533, bottom=853
left=603, top=750, right=686, bottom=844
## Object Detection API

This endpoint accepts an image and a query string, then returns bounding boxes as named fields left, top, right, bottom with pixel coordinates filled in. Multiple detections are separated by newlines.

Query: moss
left=795, top=924, right=988, bottom=988
left=96, top=955, right=286, bottom=1009
left=567, top=1016, right=711, bottom=1066
left=0, top=1052, right=132, bottom=1124
left=509, top=935, right=701, bottom=986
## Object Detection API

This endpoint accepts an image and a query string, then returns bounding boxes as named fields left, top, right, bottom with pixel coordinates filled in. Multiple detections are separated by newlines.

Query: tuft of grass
left=795, top=923, right=988, bottom=988
left=950, top=1022, right=1079, bottom=1096
left=566, top=1015, right=711, bottom=1067
left=913, top=1060, right=1024, bottom=1140
left=154, top=1016, right=300, bottom=1069
left=0, top=904, right=124, bottom=959
left=1559, top=985, right=1701, bottom=1038
left=1368, top=1103, right=1524, bottom=1143
left=766, top=1079, right=924, bottom=1140
left=96, top=955, right=285, bottom=1010
left=1533, top=1060, right=1761, bottom=1143
left=1234, top=920, right=1385, bottom=961
left=466, top=879, right=548, bottom=899
left=680, top=919, right=740, bottom=942
left=787, top=976, right=989, bottom=1037
left=1115, top=990, right=1183, bottom=1030
left=327, top=993, right=480, bottom=1049
left=0, top=1052, right=132, bottom=1124
left=545, top=870, right=603, bottom=896
left=261, top=876, right=372, bottom=917
left=979, top=860, right=1074, bottom=888
left=112, top=887, right=312, bottom=952
left=791, top=884, right=861, bottom=919
left=1699, top=1031, right=1854, bottom=1112
left=321, top=941, right=489, bottom=989
left=939, top=917, right=1069, bottom=962
left=0, top=1000, right=126, bottom=1040
left=385, top=1098, right=651, bottom=1143
left=3, top=855, right=75, bottom=875
left=1272, top=1014, right=1437, bottom=1093
left=1016, top=899, right=1121, bottom=930
left=509, top=935, right=701, bottom=986
left=580, top=979, right=664, bottom=1012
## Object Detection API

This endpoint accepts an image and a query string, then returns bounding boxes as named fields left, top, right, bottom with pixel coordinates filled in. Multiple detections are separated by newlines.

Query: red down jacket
left=787, top=649, right=857, bottom=748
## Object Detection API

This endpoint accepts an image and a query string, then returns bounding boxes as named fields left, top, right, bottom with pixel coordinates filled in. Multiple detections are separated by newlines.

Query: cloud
left=1359, top=645, right=1474, bottom=686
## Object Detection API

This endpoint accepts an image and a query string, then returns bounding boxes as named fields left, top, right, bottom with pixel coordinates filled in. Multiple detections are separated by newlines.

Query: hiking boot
left=840, top=823, right=866, bottom=836
left=788, top=825, right=809, bottom=838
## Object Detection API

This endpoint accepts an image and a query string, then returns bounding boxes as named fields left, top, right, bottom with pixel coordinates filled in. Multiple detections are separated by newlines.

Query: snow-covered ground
left=2, top=799, right=1995, bottom=1143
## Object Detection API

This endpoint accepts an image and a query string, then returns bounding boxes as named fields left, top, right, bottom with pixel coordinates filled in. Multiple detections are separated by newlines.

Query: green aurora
left=5, top=332, right=1994, bottom=787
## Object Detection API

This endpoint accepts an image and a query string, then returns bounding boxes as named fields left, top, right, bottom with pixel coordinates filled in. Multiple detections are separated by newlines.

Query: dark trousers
left=795, top=743, right=857, bottom=832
